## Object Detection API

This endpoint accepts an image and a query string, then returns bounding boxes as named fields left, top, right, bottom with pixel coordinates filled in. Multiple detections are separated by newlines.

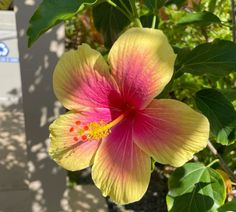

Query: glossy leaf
left=173, top=47, right=191, bottom=73
left=27, top=0, right=101, bottom=47
left=166, top=162, right=226, bottom=212
left=177, top=11, right=221, bottom=26
left=92, top=0, right=131, bottom=48
left=218, top=198, right=236, bottom=212
left=178, top=40, right=236, bottom=77
left=195, top=89, right=236, bottom=145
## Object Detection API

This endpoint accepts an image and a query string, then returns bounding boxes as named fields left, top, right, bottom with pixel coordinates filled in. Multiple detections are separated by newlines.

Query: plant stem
left=207, top=159, right=219, bottom=167
left=106, top=0, right=132, bottom=21
left=230, top=0, right=236, bottom=42
left=207, top=141, right=236, bottom=182
left=133, top=17, right=143, bottom=27
left=118, top=0, right=132, bottom=17
left=152, top=15, right=157, bottom=29
left=106, top=0, right=142, bottom=27
left=151, top=0, right=158, bottom=29
left=129, top=0, right=143, bottom=27
left=129, top=0, right=137, bottom=16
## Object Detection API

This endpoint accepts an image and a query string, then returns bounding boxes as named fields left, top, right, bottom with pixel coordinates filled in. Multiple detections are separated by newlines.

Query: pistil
left=69, top=110, right=130, bottom=142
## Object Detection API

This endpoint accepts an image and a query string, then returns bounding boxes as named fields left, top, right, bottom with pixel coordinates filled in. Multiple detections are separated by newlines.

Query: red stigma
left=83, top=125, right=89, bottom=131
left=69, top=127, right=74, bottom=133
left=75, top=121, right=81, bottom=125
left=81, top=135, right=87, bottom=141
left=73, top=136, right=78, bottom=142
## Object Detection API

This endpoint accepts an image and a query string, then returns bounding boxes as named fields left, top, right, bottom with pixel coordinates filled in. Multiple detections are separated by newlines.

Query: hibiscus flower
left=49, top=28, right=209, bottom=204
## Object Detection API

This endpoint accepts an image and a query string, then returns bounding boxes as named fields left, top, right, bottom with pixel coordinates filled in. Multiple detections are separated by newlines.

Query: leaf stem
left=129, top=0, right=137, bottom=16
left=118, top=0, right=132, bottom=17
left=207, top=159, right=219, bottom=167
left=151, top=0, right=158, bottom=29
left=152, top=15, right=157, bottom=29
left=230, top=0, right=236, bottom=42
left=207, top=141, right=236, bottom=182
left=133, top=17, right=143, bottom=27
left=106, top=0, right=132, bottom=21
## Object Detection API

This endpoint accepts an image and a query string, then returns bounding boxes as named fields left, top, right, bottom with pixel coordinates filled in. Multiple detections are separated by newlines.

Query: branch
left=207, top=141, right=236, bottom=182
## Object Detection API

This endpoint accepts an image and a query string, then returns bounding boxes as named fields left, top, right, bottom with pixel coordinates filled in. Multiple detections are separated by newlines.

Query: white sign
left=0, top=10, right=21, bottom=106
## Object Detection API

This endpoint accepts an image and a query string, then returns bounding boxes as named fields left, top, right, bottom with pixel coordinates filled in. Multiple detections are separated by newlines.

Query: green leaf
left=218, top=198, right=236, bottom=212
left=177, top=11, right=221, bottom=26
left=208, top=0, right=217, bottom=13
left=145, top=0, right=166, bottom=11
left=27, top=0, right=101, bottom=47
left=220, top=88, right=236, bottom=102
left=166, top=162, right=226, bottom=212
left=92, top=0, right=130, bottom=48
left=178, top=40, right=236, bottom=77
left=195, top=89, right=236, bottom=145
left=173, top=47, right=191, bottom=73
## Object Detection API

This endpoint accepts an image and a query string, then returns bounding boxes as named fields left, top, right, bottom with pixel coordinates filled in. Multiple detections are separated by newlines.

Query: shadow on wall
left=0, top=89, right=30, bottom=212
left=0, top=90, right=27, bottom=191
left=14, top=0, right=67, bottom=211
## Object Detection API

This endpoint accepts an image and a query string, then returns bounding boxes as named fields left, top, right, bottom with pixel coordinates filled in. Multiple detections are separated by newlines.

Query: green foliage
left=222, top=143, right=236, bottom=175
left=220, top=88, right=236, bottom=102
left=177, top=40, right=236, bottom=77
left=145, top=0, right=165, bottom=11
left=208, top=0, right=217, bottom=13
left=92, top=0, right=131, bottom=48
left=159, top=0, right=231, bottom=48
left=167, top=162, right=226, bottom=211
left=195, top=89, right=236, bottom=145
left=27, top=0, right=102, bottom=47
left=165, top=0, right=186, bottom=8
left=218, top=198, right=236, bottom=212
left=177, top=11, right=221, bottom=26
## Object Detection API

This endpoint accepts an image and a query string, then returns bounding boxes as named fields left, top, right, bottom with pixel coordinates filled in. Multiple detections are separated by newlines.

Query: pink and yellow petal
left=49, top=111, right=108, bottom=171
left=53, top=44, right=121, bottom=111
left=109, top=28, right=176, bottom=109
left=133, top=99, right=209, bottom=167
left=92, top=118, right=151, bottom=204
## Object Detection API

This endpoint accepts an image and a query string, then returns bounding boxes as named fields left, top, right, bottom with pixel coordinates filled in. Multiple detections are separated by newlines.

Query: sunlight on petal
left=133, top=99, right=209, bottom=167
left=49, top=111, right=107, bottom=171
left=109, top=28, right=176, bottom=109
left=53, top=44, right=121, bottom=111
left=92, top=118, right=151, bottom=204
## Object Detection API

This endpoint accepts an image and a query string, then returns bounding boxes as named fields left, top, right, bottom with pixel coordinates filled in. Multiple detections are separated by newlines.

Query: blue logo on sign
left=0, top=42, right=9, bottom=57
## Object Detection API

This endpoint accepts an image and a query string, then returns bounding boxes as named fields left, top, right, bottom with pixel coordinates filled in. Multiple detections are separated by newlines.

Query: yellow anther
left=72, top=110, right=131, bottom=142
left=87, top=121, right=110, bottom=140
left=86, top=111, right=129, bottom=141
